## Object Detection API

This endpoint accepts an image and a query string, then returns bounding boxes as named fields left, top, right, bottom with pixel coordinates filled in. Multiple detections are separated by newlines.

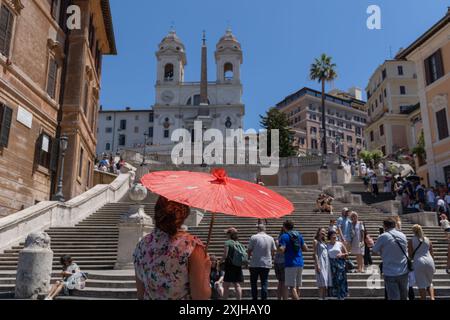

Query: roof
left=396, top=7, right=450, bottom=59
left=99, top=109, right=153, bottom=113
left=100, top=0, right=117, bottom=55
left=276, top=87, right=366, bottom=109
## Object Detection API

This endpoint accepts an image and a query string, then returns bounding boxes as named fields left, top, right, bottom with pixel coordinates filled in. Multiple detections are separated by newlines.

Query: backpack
left=227, top=241, right=248, bottom=267
left=288, top=231, right=302, bottom=253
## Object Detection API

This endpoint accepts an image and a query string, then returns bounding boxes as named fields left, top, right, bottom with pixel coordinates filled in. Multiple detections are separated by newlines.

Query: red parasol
left=141, top=168, right=294, bottom=248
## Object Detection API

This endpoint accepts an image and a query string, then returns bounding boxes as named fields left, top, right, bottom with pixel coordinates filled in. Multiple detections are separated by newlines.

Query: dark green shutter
left=0, top=104, right=12, bottom=148
left=47, top=59, right=58, bottom=98
left=435, top=49, right=444, bottom=79
left=0, top=5, right=14, bottom=57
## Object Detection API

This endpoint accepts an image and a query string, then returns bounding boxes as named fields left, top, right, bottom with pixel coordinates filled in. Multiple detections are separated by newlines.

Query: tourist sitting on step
left=209, top=255, right=225, bottom=300
left=133, top=196, right=211, bottom=300
left=44, top=255, right=87, bottom=300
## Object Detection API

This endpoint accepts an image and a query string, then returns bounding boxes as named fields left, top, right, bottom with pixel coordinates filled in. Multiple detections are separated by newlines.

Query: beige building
left=396, top=8, right=450, bottom=185
left=0, top=0, right=116, bottom=217
left=364, top=60, right=420, bottom=156
left=276, top=87, right=367, bottom=159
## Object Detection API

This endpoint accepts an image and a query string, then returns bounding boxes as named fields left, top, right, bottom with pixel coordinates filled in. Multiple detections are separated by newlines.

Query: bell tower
left=156, top=29, right=187, bottom=84
left=215, top=28, right=243, bottom=84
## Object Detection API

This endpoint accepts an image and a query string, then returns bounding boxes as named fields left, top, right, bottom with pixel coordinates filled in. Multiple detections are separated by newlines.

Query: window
left=105, top=127, right=112, bottom=133
left=425, top=49, right=445, bottom=85
left=347, top=136, right=353, bottom=143
left=356, top=138, right=362, bottom=145
left=148, top=127, right=153, bottom=138
left=35, top=133, right=52, bottom=169
left=400, top=86, right=406, bottom=95
left=382, top=69, right=387, bottom=80
left=384, top=89, right=387, bottom=97
left=380, top=124, right=384, bottom=136
left=47, top=59, right=59, bottom=99
left=106, top=116, right=112, bottom=121
left=87, top=161, right=91, bottom=187
left=119, top=119, right=126, bottom=130
left=105, top=143, right=111, bottom=151
left=328, top=119, right=335, bottom=125
left=49, top=0, right=61, bottom=22
left=355, top=127, right=362, bottom=136
left=149, top=113, right=154, bottom=122
left=370, top=131, right=374, bottom=142
left=436, top=109, right=449, bottom=141
left=78, top=148, right=84, bottom=178
left=135, top=115, right=139, bottom=121
left=134, top=126, right=139, bottom=133
left=224, top=62, right=234, bottom=80
left=164, top=63, right=174, bottom=81
left=88, top=15, right=96, bottom=55
left=164, top=130, right=170, bottom=138
left=118, top=134, right=126, bottom=146
left=0, top=103, right=12, bottom=148
left=311, top=139, right=318, bottom=150
left=398, top=66, right=404, bottom=76
left=381, top=146, right=386, bottom=156
left=83, top=83, right=89, bottom=114
left=310, top=127, right=317, bottom=134
left=0, top=5, right=14, bottom=58
left=346, top=124, right=352, bottom=130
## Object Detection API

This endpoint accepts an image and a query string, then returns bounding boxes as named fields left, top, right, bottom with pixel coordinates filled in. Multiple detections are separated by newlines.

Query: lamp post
left=141, top=133, right=149, bottom=167
left=52, top=135, right=69, bottom=202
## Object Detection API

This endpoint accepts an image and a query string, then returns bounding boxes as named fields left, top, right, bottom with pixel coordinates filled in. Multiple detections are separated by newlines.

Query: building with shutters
left=364, top=60, right=420, bottom=157
left=396, top=8, right=450, bottom=185
left=0, top=0, right=116, bottom=217
left=275, top=87, right=368, bottom=159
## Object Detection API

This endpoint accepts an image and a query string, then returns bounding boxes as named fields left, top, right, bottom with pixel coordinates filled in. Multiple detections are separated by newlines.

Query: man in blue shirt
left=279, top=220, right=308, bottom=300
left=373, top=218, right=409, bottom=300
left=337, top=208, right=352, bottom=250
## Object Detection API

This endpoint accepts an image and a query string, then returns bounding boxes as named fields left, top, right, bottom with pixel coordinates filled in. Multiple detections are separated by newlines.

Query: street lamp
left=52, top=135, right=69, bottom=202
left=141, top=132, right=149, bottom=167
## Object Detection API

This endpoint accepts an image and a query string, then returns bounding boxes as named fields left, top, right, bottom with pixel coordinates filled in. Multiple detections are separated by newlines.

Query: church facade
left=152, top=29, right=245, bottom=149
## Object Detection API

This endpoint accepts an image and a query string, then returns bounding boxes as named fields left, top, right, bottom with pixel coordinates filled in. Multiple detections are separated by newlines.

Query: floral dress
left=133, top=228, right=205, bottom=300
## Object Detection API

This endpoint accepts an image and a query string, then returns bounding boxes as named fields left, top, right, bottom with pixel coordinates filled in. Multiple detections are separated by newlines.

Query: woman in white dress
left=408, top=225, right=436, bottom=300
left=313, top=228, right=331, bottom=300
left=350, top=212, right=365, bottom=273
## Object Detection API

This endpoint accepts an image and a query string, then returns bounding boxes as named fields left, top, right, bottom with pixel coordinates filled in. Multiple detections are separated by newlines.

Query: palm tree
left=310, top=54, right=338, bottom=168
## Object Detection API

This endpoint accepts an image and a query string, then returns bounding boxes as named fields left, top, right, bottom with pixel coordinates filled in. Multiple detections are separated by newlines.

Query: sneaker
left=44, top=297, right=53, bottom=300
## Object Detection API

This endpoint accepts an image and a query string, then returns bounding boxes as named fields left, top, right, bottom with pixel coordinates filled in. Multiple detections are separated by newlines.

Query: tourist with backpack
left=279, top=220, right=309, bottom=300
left=247, top=224, right=276, bottom=300
left=222, top=228, right=247, bottom=300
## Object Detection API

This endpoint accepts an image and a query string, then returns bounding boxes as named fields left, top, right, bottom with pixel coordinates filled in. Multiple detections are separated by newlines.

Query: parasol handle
left=206, top=212, right=215, bottom=252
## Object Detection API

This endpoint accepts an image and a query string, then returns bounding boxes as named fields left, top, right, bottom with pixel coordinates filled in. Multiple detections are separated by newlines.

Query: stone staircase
left=0, top=186, right=449, bottom=300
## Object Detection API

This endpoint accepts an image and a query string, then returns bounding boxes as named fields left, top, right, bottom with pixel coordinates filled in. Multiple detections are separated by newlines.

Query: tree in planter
left=260, top=108, right=298, bottom=158
left=412, top=131, right=426, bottom=165
left=359, top=150, right=372, bottom=165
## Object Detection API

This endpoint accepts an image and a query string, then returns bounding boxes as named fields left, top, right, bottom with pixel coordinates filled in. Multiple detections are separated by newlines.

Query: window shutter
left=424, top=57, right=431, bottom=86
left=33, top=133, right=43, bottom=171
left=0, top=5, right=14, bottom=58
left=436, top=109, right=449, bottom=141
left=49, top=136, right=58, bottom=172
left=435, top=49, right=444, bottom=79
left=47, top=59, right=58, bottom=98
left=0, top=104, right=12, bottom=148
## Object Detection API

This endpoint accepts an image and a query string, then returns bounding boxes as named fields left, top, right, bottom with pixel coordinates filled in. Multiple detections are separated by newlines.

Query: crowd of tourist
left=94, top=154, right=126, bottom=175
left=128, top=196, right=449, bottom=301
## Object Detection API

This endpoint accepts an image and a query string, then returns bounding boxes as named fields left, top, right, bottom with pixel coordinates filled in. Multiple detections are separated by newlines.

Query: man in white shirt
left=248, top=224, right=276, bottom=300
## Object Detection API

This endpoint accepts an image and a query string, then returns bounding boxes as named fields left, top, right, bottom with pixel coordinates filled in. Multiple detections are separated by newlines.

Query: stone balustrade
left=0, top=173, right=134, bottom=253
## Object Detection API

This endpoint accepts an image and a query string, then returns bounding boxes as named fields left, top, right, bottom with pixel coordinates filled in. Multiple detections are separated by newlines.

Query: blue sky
left=100, top=0, right=448, bottom=129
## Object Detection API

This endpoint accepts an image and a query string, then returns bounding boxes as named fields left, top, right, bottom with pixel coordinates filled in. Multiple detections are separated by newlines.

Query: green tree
left=310, top=54, right=338, bottom=168
left=359, top=150, right=372, bottom=164
left=260, top=108, right=297, bottom=158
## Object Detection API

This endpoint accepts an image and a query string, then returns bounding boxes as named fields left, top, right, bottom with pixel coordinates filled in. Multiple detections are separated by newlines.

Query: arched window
left=164, top=64, right=174, bottom=81
left=224, top=63, right=234, bottom=80
left=186, top=94, right=210, bottom=106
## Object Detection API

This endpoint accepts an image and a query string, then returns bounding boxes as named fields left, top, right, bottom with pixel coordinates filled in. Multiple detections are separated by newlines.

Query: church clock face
left=161, top=90, right=175, bottom=103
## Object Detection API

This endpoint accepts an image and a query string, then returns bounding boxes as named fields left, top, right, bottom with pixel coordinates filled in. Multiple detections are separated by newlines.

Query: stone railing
left=0, top=173, right=133, bottom=253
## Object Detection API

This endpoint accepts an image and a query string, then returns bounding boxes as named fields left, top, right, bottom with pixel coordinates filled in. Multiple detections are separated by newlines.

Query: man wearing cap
left=337, top=208, right=352, bottom=251
left=247, top=224, right=276, bottom=300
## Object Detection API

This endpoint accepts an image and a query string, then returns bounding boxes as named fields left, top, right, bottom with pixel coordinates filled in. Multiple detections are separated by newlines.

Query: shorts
left=284, top=267, right=303, bottom=288
left=274, top=263, right=285, bottom=282
left=224, top=263, right=244, bottom=283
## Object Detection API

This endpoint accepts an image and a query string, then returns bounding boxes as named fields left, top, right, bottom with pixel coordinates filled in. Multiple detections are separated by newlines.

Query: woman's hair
left=60, top=255, right=72, bottom=266
left=154, top=196, right=190, bottom=237
left=315, top=228, right=325, bottom=241
left=327, top=230, right=337, bottom=241
left=412, top=224, right=425, bottom=240
left=227, top=230, right=239, bottom=241
left=350, top=211, right=359, bottom=220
